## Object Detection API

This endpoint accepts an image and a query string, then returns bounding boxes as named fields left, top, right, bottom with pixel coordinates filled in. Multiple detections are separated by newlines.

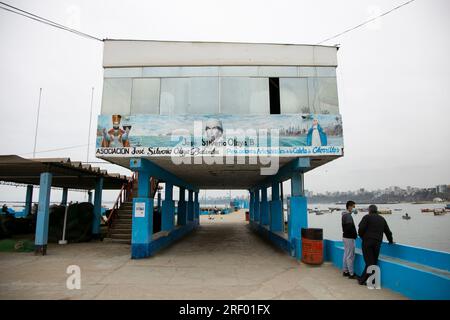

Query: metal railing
left=104, top=173, right=136, bottom=229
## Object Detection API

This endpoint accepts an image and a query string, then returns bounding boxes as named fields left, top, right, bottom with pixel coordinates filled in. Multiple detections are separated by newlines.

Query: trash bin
left=301, top=228, right=323, bottom=265
left=245, top=211, right=250, bottom=221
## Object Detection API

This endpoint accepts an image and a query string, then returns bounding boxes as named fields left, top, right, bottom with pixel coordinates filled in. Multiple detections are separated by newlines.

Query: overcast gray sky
left=0, top=0, right=449, bottom=203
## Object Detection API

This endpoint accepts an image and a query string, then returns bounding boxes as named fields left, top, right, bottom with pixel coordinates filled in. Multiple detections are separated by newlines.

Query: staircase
left=108, top=201, right=133, bottom=244
left=105, top=175, right=160, bottom=244
left=104, top=175, right=138, bottom=244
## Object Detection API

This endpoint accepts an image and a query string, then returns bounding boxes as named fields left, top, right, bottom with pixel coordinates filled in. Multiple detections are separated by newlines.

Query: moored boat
left=378, top=209, right=392, bottom=214
left=421, top=208, right=433, bottom=213
left=434, top=209, right=446, bottom=216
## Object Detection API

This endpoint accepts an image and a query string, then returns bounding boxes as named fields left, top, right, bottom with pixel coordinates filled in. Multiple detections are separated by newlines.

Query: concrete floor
left=0, top=210, right=405, bottom=299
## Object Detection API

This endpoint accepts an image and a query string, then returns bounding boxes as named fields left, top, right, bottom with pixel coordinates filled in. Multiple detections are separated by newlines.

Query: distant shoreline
left=309, top=201, right=448, bottom=205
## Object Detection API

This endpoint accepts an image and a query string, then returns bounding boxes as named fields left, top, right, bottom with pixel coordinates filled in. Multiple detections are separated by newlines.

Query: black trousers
left=360, top=238, right=382, bottom=283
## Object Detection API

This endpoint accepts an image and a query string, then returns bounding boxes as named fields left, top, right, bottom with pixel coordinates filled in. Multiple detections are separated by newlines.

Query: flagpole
left=32, top=88, right=42, bottom=158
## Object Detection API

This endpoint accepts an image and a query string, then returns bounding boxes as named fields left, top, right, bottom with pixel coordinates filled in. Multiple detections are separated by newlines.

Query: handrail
left=104, top=173, right=136, bottom=229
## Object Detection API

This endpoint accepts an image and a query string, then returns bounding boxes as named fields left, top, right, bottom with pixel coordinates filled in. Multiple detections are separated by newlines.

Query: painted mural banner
left=95, top=114, right=343, bottom=157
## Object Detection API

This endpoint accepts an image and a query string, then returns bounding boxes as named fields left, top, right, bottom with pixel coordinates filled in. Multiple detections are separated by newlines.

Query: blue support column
left=61, top=187, right=68, bottom=206
left=24, top=185, right=33, bottom=217
left=270, top=182, right=283, bottom=232
left=187, top=190, right=194, bottom=222
left=131, top=169, right=153, bottom=258
left=194, top=191, right=200, bottom=222
left=34, top=172, right=52, bottom=255
left=161, top=182, right=174, bottom=232
left=92, top=177, right=104, bottom=239
left=260, top=187, right=269, bottom=226
left=157, top=190, right=162, bottom=211
left=249, top=191, right=254, bottom=221
left=177, top=187, right=187, bottom=226
left=129, top=158, right=199, bottom=258
left=289, top=173, right=308, bottom=259
left=254, top=189, right=260, bottom=223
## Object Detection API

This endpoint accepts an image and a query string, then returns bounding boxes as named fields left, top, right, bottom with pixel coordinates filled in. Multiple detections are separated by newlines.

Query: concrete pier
left=0, top=210, right=404, bottom=300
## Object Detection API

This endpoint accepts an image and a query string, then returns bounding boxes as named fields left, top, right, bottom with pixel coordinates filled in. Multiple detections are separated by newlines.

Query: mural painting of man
left=101, top=114, right=131, bottom=148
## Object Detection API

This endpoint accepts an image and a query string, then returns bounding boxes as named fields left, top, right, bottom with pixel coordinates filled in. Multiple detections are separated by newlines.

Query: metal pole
left=58, top=203, right=69, bottom=245
left=85, top=87, right=94, bottom=201
left=32, top=88, right=42, bottom=158
left=86, top=87, right=94, bottom=164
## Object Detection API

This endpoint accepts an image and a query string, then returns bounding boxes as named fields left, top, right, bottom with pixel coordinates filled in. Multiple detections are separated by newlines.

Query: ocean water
left=305, top=203, right=450, bottom=253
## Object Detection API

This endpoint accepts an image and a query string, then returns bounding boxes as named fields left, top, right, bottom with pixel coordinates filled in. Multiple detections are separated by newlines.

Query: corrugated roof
left=0, top=155, right=128, bottom=190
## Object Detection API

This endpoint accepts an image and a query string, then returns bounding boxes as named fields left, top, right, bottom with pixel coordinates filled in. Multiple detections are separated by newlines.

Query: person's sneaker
left=358, top=279, right=367, bottom=285
left=343, top=272, right=350, bottom=277
left=348, top=274, right=357, bottom=279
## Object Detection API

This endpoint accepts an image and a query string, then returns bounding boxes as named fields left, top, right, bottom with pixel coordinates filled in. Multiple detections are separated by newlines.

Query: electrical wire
left=316, top=0, right=417, bottom=45
left=0, top=1, right=103, bottom=42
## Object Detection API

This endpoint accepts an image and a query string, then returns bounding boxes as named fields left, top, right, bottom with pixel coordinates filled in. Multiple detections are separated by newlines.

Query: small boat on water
left=378, top=209, right=392, bottom=215
left=402, top=213, right=411, bottom=220
left=434, top=209, right=446, bottom=216
left=446, top=204, right=450, bottom=210
left=421, top=208, right=433, bottom=213
left=394, top=208, right=402, bottom=211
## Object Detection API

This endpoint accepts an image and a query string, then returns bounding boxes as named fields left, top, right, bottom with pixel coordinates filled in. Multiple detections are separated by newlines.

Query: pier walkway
left=0, top=211, right=404, bottom=299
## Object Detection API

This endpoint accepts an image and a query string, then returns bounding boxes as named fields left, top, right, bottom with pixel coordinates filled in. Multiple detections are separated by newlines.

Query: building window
left=160, top=78, right=189, bottom=115
left=308, top=77, right=339, bottom=114
left=280, top=78, right=310, bottom=114
left=160, top=77, right=219, bottom=115
left=188, top=77, right=219, bottom=114
left=101, top=78, right=132, bottom=115
left=220, top=77, right=270, bottom=114
left=131, top=78, right=160, bottom=114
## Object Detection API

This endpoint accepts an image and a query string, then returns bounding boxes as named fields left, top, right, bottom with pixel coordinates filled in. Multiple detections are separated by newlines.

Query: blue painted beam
left=250, top=158, right=310, bottom=191
left=92, top=177, right=104, bottom=238
left=35, top=172, right=52, bottom=255
left=24, top=185, right=33, bottom=217
left=130, top=158, right=199, bottom=192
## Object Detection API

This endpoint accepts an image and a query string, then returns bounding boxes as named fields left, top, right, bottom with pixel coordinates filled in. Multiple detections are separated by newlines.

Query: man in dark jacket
left=358, top=204, right=394, bottom=285
left=342, top=201, right=357, bottom=279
